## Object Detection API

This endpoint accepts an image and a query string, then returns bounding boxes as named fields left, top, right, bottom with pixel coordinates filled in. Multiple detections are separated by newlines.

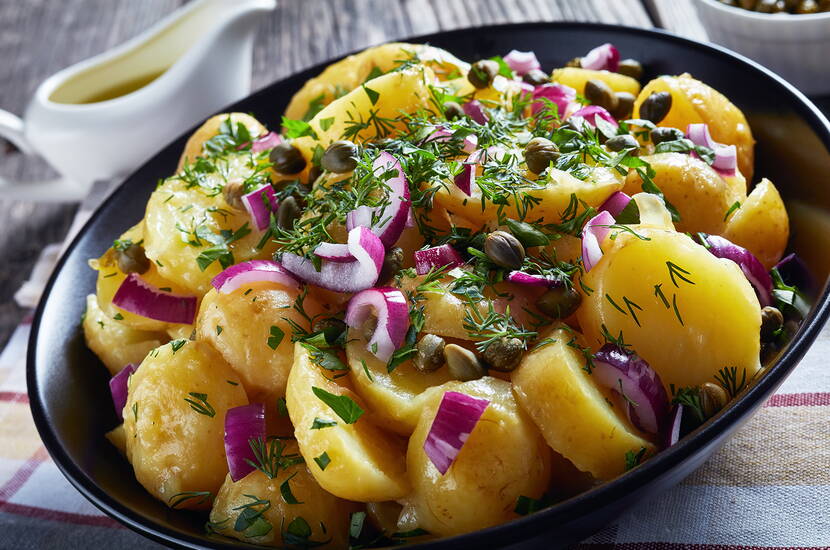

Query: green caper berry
left=484, top=231, right=525, bottom=269
left=760, top=306, right=784, bottom=341
left=468, top=59, right=499, bottom=89
left=606, top=134, right=639, bottom=152
left=584, top=79, right=618, bottom=112
left=276, top=196, right=300, bottom=231
left=116, top=243, right=150, bottom=275
left=650, top=127, right=685, bottom=145
left=699, top=382, right=729, bottom=419
left=611, top=92, right=636, bottom=120
left=222, top=178, right=246, bottom=209
left=639, top=91, right=672, bottom=124
left=522, top=69, right=549, bottom=86
left=538, top=286, right=582, bottom=319
left=617, top=59, right=643, bottom=80
left=524, top=136, right=560, bottom=174
left=378, top=247, right=403, bottom=284
left=444, top=344, right=485, bottom=381
left=565, top=57, right=583, bottom=68
left=414, top=334, right=446, bottom=372
left=443, top=101, right=464, bottom=120
left=312, top=317, right=347, bottom=335
left=322, top=140, right=358, bottom=173
left=481, top=337, right=524, bottom=372
left=796, top=0, right=819, bottom=11
left=270, top=142, right=306, bottom=174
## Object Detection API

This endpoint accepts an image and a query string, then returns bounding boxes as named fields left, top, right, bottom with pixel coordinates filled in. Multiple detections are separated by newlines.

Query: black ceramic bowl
left=27, top=22, right=830, bottom=550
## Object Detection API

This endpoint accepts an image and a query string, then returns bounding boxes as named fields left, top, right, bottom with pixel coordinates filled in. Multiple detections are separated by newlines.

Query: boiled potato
left=82, top=294, right=167, bottom=376
left=400, top=377, right=551, bottom=537
left=623, top=153, right=743, bottom=235
left=286, top=343, right=409, bottom=502
left=208, top=447, right=356, bottom=548
left=722, top=178, right=788, bottom=270
left=178, top=112, right=266, bottom=171
left=552, top=67, right=641, bottom=96
left=197, top=283, right=323, bottom=412
left=106, top=424, right=127, bottom=456
left=577, top=227, right=762, bottom=392
left=123, top=340, right=247, bottom=509
left=285, top=42, right=469, bottom=121
left=511, top=327, right=655, bottom=480
left=631, top=192, right=675, bottom=230
left=634, top=74, right=754, bottom=181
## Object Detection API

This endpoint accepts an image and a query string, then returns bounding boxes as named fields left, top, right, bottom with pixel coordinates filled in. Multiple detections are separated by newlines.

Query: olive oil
left=67, top=70, right=167, bottom=104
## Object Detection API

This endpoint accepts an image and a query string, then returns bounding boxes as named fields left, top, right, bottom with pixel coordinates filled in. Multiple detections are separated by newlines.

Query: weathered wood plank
left=644, top=0, right=710, bottom=41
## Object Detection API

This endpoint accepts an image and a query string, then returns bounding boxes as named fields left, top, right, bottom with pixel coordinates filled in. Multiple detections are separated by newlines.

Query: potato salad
left=83, top=41, right=810, bottom=547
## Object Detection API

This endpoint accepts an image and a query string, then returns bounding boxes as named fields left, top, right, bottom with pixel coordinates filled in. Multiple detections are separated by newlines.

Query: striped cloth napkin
left=1, top=188, right=828, bottom=548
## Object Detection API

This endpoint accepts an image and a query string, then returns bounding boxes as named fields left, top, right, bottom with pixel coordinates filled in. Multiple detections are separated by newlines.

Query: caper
left=481, top=337, right=524, bottom=372
left=312, top=316, right=347, bottom=335
left=307, top=164, right=322, bottom=185
left=444, top=344, right=485, bottom=381
left=699, top=382, right=729, bottom=419
left=565, top=57, right=582, bottom=68
left=611, top=92, right=636, bottom=120
left=796, top=0, right=819, bottom=11
left=443, top=101, right=464, bottom=120
left=584, top=79, right=618, bottom=112
left=617, top=58, right=643, bottom=80
left=773, top=0, right=789, bottom=10
left=760, top=306, right=784, bottom=341
left=116, top=242, right=150, bottom=275
left=538, top=286, right=582, bottom=319
left=223, top=178, right=245, bottom=209
left=276, top=196, right=300, bottom=230
left=524, top=136, right=560, bottom=174
left=414, top=334, right=446, bottom=372
left=484, top=231, right=525, bottom=269
left=322, top=140, right=358, bottom=173
left=522, top=69, right=549, bottom=86
left=378, top=247, right=403, bottom=283
left=650, top=126, right=685, bottom=146
left=755, top=0, right=777, bottom=10
left=270, top=142, right=306, bottom=174
left=468, top=59, right=499, bottom=89
left=639, top=91, right=672, bottom=124
left=738, top=0, right=757, bottom=8
left=605, top=134, right=639, bottom=152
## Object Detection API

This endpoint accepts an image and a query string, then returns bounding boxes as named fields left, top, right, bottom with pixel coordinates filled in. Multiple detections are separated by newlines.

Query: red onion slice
left=109, top=363, right=137, bottom=421
left=112, top=273, right=197, bottom=324
left=345, top=152, right=411, bottom=248
left=570, top=105, right=618, bottom=129
left=424, top=127, right=478, bottom=153
left=663, top=404, right=683, bottom=448
left=224, top=403, right=266, bottom=482
left=599, top=191, right=632, bottom=217
left=423, top=391, right=489, bottom=475
left=345, top=287, right=409, bottom=362
left=775, top=253, right=814, bottom=295
left=581, top=211, right=615, bottom=272
left=250, top=131, right=283, bottom=153
left=414, top=245, right=464, bottom=275
left=313, top=242, right=354, bottom=263
left=701, top=234, right=772, bottom=306
left=531, top=83, right=577, bottom=116
left=580, top=43, right=620, bottom=72
left=592, top=344, right=670, bottom=435
left=503, top=50, right=541, bottom=75
left=462, top=100, right=489, bottom=125
left=506, top=270, right=563, bottom=287
left=211, top=260, right=299, bottom=294
left=453, top=149, right=484, bottom=196
left=685, top=123, right=737, bottom=176
left=279, top=226, right=384, bottom=293
left=241, top=183, right=279, bottom=231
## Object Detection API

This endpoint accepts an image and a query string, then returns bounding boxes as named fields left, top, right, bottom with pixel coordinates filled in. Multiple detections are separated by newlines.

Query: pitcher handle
left=0, top=108, right=33, bottom=155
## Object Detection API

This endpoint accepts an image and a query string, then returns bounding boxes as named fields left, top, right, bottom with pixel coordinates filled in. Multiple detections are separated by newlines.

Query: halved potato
left=551, top=67, right=641, bottom=96
left=178, top=113, right=267, bottom=171
left=722, top=178, right=788, bottom=270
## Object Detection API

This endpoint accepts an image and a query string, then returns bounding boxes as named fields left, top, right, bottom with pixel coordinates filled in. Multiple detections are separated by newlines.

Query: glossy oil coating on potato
left=178, top=112, right=266, bottom=171
left=123, top=340, right=247, bottom=508
left=551, top=67, right=641, bottom=96
left=723, top=178, right=789, bottom=270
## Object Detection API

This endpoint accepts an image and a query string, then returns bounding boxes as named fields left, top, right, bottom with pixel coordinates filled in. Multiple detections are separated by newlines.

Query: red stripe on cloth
left=0, top=501, right=122, bottom=528
left=765, top=392, right=830, bottom=407
left=0, top=447, right=48, bottom=500
left=0, top=391, right=29, bottom=404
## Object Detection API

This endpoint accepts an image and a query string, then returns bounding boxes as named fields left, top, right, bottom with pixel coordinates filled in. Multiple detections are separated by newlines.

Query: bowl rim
left=695, top=0, right=830, bottom=21
left=26, top=19, right=830, bottom=550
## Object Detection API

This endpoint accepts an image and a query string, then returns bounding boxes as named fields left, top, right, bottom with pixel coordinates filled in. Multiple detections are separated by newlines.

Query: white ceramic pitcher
left=0, top=0, right=276, bottom=201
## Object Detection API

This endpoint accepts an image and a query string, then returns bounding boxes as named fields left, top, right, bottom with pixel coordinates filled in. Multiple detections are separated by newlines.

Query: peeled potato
left=286, top=343, right=409, bottom=502
left=551, top=67, right=641, bottom=96
left=400, top=377, right=551, bottom=537
left=178, top=113, right=266, bottom=171
left=577, top=227, right=762, bottom=392
left=123, top=340, right=247, bottom=509
left=722, top=178, right=789, bottom=270
left=511, top=327, right=655, bottom=480
left=634, top=74, right=754, bottom=181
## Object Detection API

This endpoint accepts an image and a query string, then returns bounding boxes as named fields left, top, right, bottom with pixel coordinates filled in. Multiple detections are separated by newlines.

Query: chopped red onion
left=414, top=245, right=464, bottom=275
left=345, top=287, right=409, bottom=362
left=241, top=183, right=279, bottom=231
left=664, top=404, right=683, bottom=448
left=211, top=260, right=299, bottom=294
left=506, top=270, right=562, bottom=287
left=112, top=273, right=197, bottom=324
left=424, top=127, right=478, bottom=153
left=503, top=50, right=541, bottom=75
left=279, top=226, right=384, bottom=293
left=581, top=211, right=615, bottom=272
left=592, top=344, right=669, bottom=435
left=453, top=149, right=483, bottom=196
left=313, top=242, right=354, bottom=263
left=599, top=191, right=632, bottom=218
left=570, top=105, right=618, bottom=129
left=462, top=100, right=489, bottom=124
left=580, top=43, right=620, bottom=72
left=700, top=234, right=772, bottom=306
left=531, top=83, right=577, bottom=116
left=423, top=391, right=489, bottom=475
left=345, top=152, right=411, bottom=248
left=775, top=253, right=814, bottom=295
left=224, top=403, right=266, bottom=482
left=109, top=363, right=137, bottom=421
left=250, top=131, right=283, bottom=153
left=685, top=123, right=737, bottom=176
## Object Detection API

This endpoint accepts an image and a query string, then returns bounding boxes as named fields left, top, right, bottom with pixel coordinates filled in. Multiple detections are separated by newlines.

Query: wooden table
left=0, top=0, right=825, bottom=349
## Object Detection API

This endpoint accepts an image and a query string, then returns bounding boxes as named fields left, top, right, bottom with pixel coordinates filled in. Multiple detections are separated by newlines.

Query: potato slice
left=286, top=343, right=409, bottom=502
left=400, top=377, right=551, bottom=537
left=123, top=340, right=247, bottom=509
left=551, top=67, right=641, bottom=96
left=722, top=178, right=789, bottom=270
left=178, top=113, right=266, bottom=171
left=511, top=327, right=655, bottom=480
left=577, top=227, right=762, bottom=392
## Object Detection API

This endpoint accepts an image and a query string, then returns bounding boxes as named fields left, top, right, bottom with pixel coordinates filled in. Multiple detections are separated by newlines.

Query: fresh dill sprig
left=462, top=299, right=537, bottom=353
left=714, top=366, right=747, bottom=398
left=246, top=437, right=305, bottom=479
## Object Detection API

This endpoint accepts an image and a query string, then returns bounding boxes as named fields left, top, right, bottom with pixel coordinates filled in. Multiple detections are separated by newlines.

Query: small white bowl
left=692, top=0, right=830, bottom=95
